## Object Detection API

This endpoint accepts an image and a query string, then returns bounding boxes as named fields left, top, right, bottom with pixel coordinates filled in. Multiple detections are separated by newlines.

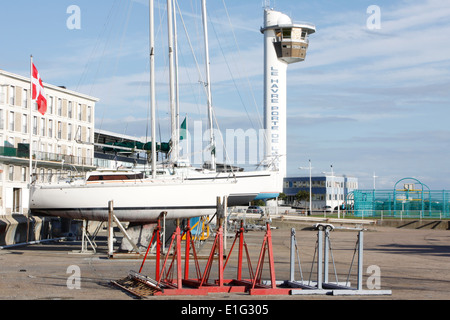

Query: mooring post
left=290, top=228, right=296, bottom=282
left=324, top=228, right=330, bottom=284
left=357, top=230, right=364, bottom=291
left=317, top=229, right=323, bottom=290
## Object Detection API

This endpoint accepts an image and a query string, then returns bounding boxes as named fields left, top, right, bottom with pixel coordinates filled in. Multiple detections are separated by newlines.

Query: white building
left=284, top=175, right=359, bottom=212
left=0, top=69, right=98, bottom=216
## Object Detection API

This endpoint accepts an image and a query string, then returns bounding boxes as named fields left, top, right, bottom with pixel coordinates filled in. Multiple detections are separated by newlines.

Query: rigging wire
left=208, top=11, right=256, bottom=130
left=221, top=0, right=268, bottom=145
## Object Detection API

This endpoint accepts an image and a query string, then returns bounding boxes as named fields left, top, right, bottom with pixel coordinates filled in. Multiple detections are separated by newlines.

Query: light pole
left=373, top=172, right=378, bottom=190
left=322, top=165, right=338, bottom=218
left=299, top=159, right=313, bottom=215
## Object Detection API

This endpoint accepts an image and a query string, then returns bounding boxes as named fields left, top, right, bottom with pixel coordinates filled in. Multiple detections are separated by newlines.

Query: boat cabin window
left=87, top=173, right=144, bottom=181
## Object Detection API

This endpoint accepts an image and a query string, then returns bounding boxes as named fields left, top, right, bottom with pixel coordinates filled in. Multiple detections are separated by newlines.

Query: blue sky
left=1, top=0, right=450, bottom=189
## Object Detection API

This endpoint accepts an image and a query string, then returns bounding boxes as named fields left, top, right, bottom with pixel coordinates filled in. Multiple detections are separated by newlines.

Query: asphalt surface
left=0, top=223, right=449, bottom=302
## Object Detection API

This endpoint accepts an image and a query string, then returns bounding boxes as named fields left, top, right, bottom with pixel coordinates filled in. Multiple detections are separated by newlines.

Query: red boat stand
left=153, top=220, right=208, bottom=296
left=248, top=222, right=292, bottom=295
left=182, top=218, right=246, bottom=293
left=138, top=218, right=162, bottom=280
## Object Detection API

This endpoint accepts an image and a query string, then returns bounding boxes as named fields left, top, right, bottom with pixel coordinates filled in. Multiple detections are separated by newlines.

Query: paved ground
left=0, top=223, right=449, bottom=301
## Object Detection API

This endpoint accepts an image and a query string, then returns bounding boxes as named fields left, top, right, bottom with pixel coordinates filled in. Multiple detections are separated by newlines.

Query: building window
left=21, top=167, right=27, bottom=182
left=39, top=168, right=45, bottom=182
left=68, top=123, right=72, bottom=141
left=9, top=86, right=15, bottom=105
left=9, top=111, right=14, bottom=131
left=77, top=125, right=81, bottom=141
left=57, top=98, right=62, bottom=116
left=68, top=101, right=73, bottom=118
left=13, top=188, right=21, bottom=213
left=22, top=89, right=28, bottom=108
left=40, top=118, right=46, bottom=136
left=22, top=114, right=27, bottom=133
left=78, top=104, right=82, bottom=120
left=8, top=165, right=14, bottom=181
left=33, top=116, right=38, bottom=135
left=48, top=120, right=53, bottom=138
left=48, top=96, right=54, bottom=114
left=57, top=121, right=62, bottom=139
left=48, top=169, right=53, bottom=183
left=0, top=110, right=4, bottom=130
left=87, top=106, right=92, bottom=122
left=0, top=86, right=5, bottom=104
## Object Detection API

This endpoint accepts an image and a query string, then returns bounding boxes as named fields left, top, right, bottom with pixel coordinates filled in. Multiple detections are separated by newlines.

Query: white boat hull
left=30, top=170, right=281, bottom=223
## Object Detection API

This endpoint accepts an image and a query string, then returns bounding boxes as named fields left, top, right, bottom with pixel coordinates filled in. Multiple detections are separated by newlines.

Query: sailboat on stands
left=30, top=0, right=282, bottom=224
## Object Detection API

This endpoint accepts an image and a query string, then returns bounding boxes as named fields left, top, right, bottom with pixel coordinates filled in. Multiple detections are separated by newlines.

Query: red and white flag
left=31, top=63, right=47, bottom=115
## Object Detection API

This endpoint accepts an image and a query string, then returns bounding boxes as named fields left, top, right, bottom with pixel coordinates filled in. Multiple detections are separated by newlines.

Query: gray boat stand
left=286, top=225, right=392, bottom=296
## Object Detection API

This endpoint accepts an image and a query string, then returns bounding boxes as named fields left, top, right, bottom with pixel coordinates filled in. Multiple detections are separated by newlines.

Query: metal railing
left=0, top=146, right=94, bottom=167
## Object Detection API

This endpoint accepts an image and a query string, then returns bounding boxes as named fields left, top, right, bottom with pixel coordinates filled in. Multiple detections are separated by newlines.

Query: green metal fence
left=347, top=178, right=449, bottom=219
left=349, top=188, right=450, bottom=219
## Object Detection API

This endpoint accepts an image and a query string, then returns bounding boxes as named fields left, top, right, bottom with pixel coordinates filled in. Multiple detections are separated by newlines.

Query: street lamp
left=299, top=159, right=313, bottom=215
left=373, top=172, right=378, bottom=190
left=322, top=165, right=338, bottom=218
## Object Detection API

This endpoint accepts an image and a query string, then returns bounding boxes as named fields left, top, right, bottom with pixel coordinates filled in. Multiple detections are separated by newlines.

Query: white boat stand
left=286, top=225, right=392, bottom=296
left=70, top=219, right=103, bottom=255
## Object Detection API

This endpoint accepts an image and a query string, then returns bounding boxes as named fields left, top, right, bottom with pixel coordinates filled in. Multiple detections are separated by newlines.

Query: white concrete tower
left=261, top=9, right=315, bottom=178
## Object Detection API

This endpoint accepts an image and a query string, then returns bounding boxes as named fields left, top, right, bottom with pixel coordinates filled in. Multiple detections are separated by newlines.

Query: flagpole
left=29, top=55, right=33, bottom=186
left=27, top=55, right=33, bottom=243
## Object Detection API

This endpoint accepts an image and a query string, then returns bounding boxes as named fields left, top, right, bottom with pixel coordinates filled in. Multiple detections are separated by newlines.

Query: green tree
left=278, top=193, right=287, bottom=201
left=295, top=190, right=310, bottom=202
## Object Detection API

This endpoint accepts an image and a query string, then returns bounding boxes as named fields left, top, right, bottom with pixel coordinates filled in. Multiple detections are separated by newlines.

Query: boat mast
left=173, top=0, right=180, bottom=162
left=167, top=0, right=178, bottom=164
left=201, top=0, right=216, bottom=171
left=149, top=0, right=157, bottom=178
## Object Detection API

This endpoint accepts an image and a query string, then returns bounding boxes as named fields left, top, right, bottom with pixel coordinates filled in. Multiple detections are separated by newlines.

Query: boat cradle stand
left=286, top=224, right=392, bottom=296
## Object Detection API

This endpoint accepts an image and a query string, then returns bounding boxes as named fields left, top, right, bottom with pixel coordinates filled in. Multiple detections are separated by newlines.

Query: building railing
left=347, top=209, right=450, bottom=220
left=0, top=146, right=94, bottom=167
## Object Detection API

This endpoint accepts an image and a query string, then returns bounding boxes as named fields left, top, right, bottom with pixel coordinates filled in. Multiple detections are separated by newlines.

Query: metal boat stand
left=107, top=200, right=141, bottom=257
left=70, top=219, right=107, bottom=255
left=288, top=224, right=392, bottom=296
left=224, top=220, right=255, bottom=286
left=181, top=196, right=247, bottom=293
left=247, top=221, right=292, bottom=296
left=152, top=219, right=209, bottom=296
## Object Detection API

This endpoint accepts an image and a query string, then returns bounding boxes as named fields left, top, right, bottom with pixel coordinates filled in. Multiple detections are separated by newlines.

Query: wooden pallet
left=111, top=271, right=162, bottom=298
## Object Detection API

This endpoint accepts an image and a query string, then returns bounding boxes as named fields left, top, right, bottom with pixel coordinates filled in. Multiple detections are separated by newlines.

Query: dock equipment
left=288, top=224, right=392, bottom=296
left=246, top=221, right=292, bottom=296
left=152, top=219, right=209, bottom=296
left=111, top=199, right=391, bottom=297
left=224, top=220, right=254, bottom=283
left=181, top=197, right=248, bottom=293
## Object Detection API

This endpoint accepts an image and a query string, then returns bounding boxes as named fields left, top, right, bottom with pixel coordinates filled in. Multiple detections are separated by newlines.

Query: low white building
left=284, top=174, right=359, bottom=212
left=0, top=68, right=98, bottom=216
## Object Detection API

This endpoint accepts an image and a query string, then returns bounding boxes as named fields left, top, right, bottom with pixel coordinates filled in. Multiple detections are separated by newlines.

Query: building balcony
left=0, top=145, right=95, bottom=170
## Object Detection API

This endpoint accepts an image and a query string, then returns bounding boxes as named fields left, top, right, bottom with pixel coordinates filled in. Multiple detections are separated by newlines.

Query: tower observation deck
left=261, top=9, right=315, bottom=179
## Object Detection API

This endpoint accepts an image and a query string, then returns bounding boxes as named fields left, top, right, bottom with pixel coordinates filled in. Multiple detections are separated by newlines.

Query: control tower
left=261, top=9, right=315, bottom=179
